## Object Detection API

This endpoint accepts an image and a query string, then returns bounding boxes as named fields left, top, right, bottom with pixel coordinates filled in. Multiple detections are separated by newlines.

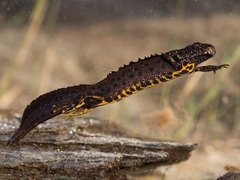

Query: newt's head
left=178, top=42, right=216, bottom=67
left=162, top=42, right=228, bottom=74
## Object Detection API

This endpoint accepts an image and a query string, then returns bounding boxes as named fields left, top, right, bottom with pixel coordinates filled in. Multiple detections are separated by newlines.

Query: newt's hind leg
left=63, top=96, right=103, bottom=117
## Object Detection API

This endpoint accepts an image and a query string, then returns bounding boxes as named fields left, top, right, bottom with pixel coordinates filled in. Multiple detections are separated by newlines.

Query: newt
left=8, top=42, right=229, bottom=144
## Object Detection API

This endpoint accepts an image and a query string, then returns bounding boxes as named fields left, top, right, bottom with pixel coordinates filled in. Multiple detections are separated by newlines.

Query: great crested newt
left=8, top=42, right=229, bottom=144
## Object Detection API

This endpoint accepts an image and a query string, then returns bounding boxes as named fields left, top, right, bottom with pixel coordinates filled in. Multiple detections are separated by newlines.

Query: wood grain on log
left=0, top=113, right=197, bottom=179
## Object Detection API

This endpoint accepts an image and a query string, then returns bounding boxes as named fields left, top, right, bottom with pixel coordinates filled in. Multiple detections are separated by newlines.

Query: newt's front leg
left=194, top=64, right=229, bottom=73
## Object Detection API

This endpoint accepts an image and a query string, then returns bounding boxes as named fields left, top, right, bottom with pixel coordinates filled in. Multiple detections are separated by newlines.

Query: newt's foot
left=194, top=64, right=229, bottom=73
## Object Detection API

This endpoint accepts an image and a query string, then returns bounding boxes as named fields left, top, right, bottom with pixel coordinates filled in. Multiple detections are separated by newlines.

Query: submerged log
left=0, top=112, right=197, bottom=179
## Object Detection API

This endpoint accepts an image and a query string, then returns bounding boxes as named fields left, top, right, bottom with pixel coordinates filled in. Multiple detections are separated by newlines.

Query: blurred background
left=0, top=0, right=239, bottom=179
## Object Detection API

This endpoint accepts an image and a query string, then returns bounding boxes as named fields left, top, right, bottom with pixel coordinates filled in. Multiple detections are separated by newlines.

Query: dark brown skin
left=8, top=42, right=229, bottom=145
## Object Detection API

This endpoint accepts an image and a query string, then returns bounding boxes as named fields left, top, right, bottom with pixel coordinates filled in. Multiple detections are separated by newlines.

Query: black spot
left=104, top=97, right=113, bottom=102
left=113, top=96, right=119, bottom=101
left=91, top=86, right=96, bottom=90
left=165, top=75, right=172, bottom=79
left=73, top=99, right=80, bottom=105
left=141, top=82, right=147, bottom=87
left=97, top=84, right=102, bottom=89
left=153, top=79, right=159, bottom=84
left=109, top=77, right=115, bottom=83
left=100, top=88, right=106, bottom=93
left=130, top=87, right=135, bottom=92
left=183, top=61, right=188, bottom=66
left=159, top=78, right=167, bottom=82
left=155, top=69, right=161, bottom=74
left=122, top=81, right=127, bottom=86
left=126, top=91, right=132, bottom=95
left=133, top=67, right=139, bottom=72
left=80, top=104, right=87, bottom=109
left=172, top=55, right=180, bottom=61
left=146, top=80, right=151, bottom=86
left=129, top=74, right=134, bottom=79
left=148, top=67, right=154, bottom=72
left=174, top=73, right=181, bottom=77
left=106, top=87, right=111, bottom=93
left=137, top=71, right=143, bottom=76
left=116, top=76, right=121, bottom=81
left=136, top=86, right=142, bottom=91
left=186, top=65, right=194, bottom=71
left=157, top=59, right=162, bottom=63
left=181, top=70, right=189, bottom=74
left=122, top=72, right=126, bottom=76
left=84, top=97, right=102, bottom=108
left=120, top=93, right=126, bottom=98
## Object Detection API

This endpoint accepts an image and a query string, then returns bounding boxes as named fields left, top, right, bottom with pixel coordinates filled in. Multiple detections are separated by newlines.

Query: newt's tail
left=7, top=85, right=90, bottom=145
left=7, top=124, right=36, bottom=145
left=7, top=106, right=61, bottom=145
